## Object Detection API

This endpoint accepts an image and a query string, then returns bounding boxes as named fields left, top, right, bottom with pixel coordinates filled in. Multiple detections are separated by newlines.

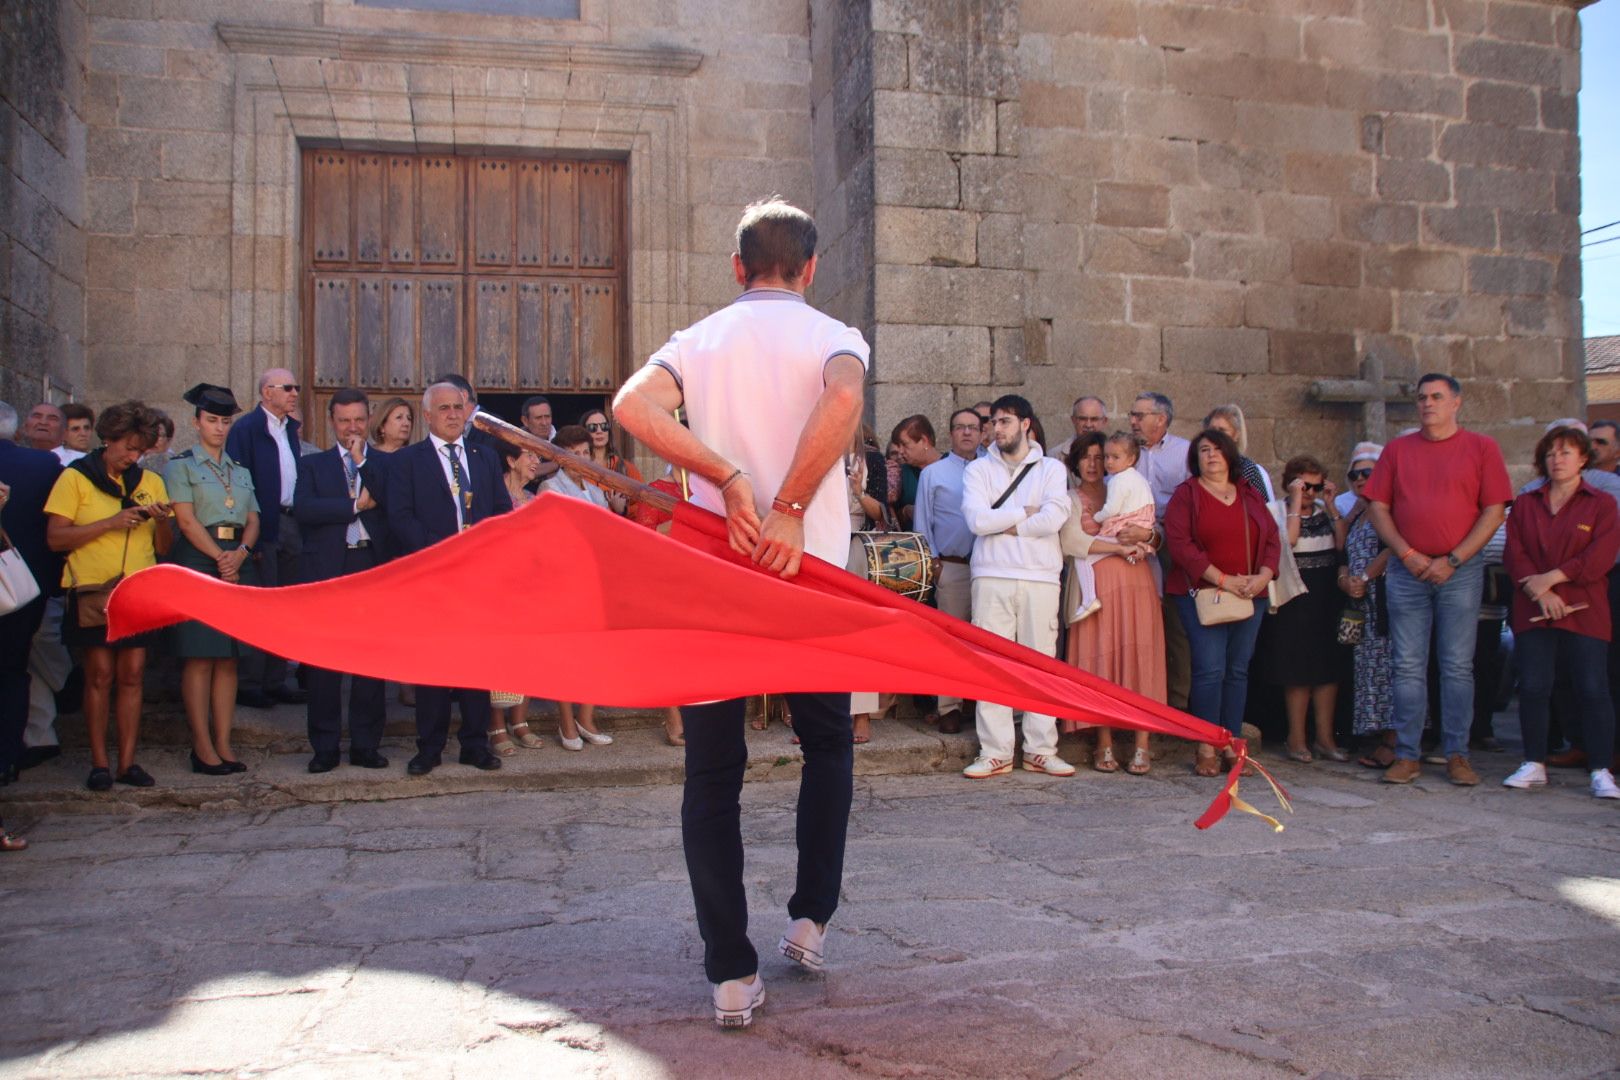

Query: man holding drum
left=613, top=198, right=868, bottom=1030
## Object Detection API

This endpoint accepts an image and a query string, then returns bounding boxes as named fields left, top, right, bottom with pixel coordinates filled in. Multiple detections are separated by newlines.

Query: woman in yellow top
left=44, top=400, right=173, bottom=792
left=166, top=384, right=260, bottom=777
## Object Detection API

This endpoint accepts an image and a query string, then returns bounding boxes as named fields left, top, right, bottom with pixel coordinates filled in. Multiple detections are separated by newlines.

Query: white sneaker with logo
left=1502, top=761, right=1547, bottom=789
left=1022, top=753, right=1076, bottom=777
left=712, top=974, right=765, bottom=1029
left=963, top=756, right=1012, bottom=779
left=1591, top=768, right=1620, bottom=800
left=778, top=917, right=826, bottom=972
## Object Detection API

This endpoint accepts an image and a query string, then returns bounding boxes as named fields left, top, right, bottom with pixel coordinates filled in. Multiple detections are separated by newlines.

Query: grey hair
left=1134, top=391, right=1174, bottom=421
left=1203, top=403, right=1248, bottom=454
left=0, top=401, right=16, bottom=440
left=1072, top=394, right=1107, bottom=412
left=422, top=381, right=465, bottom=411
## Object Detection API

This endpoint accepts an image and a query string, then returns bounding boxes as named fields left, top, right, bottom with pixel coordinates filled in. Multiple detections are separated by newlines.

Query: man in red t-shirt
left=1365, top=374, right=1512, bottom=786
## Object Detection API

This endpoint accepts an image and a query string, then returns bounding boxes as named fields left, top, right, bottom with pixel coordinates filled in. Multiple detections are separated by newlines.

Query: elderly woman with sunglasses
left=1334, top=443, right=1399, bottom=768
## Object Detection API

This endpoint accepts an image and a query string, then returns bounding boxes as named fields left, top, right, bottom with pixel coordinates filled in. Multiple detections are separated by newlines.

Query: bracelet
left=1217, top=573, right=1227, bottom=590
left=718, top=468, right=744, bottom=493
left=771, top=497, right=806, bottom=519
left=1399, top=547, right=1417, bottom=562
left=1286, top=512, right=1301, bottom=519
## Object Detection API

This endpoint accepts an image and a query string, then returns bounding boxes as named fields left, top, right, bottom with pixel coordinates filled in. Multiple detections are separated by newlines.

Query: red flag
left=107, top=495, right=1280, bottom=828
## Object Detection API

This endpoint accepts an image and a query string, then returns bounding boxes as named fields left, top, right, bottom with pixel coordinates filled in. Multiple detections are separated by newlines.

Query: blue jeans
left=1173, top=594, right=1268, bottom=737
left=1516, top=629, right=1616, bottom=765
left=1385, top=556, right=1484, bottom=761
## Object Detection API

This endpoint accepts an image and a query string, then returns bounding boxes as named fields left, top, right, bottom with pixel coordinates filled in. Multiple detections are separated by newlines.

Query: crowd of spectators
left=2, top=369, right=1617, bottom=854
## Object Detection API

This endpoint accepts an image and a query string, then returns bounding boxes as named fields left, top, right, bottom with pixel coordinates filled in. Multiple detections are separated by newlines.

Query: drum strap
left=991, top=462, right=1038, bottom=510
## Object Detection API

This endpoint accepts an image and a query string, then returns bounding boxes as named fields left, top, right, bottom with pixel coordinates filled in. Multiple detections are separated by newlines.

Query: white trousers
left=934, top=561, right=972, bottom=712
left=970, top=576, right=1060, bottom=761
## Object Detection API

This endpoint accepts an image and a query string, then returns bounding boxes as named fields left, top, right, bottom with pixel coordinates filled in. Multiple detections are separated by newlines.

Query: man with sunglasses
left=1589, top=421, right=1620, bottom=475
left=226, top=368, right=308, bottom=708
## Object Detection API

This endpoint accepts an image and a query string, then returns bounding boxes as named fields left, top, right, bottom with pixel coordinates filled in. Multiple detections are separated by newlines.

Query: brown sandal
left=1093, top=747, right=1119, bottom=773
left=1358, top=745, right=1396, bottom=769
left=1194, top=747, right=1221, bottom=777
left=1125, top=748, right=1151, bottom=775
left=1, top=832, right=28, bottom=852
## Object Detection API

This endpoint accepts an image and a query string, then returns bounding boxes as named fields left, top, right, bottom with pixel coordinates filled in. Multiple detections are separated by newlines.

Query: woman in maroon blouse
left=1503, top=424, right=1620, bottom=799
left=1165, top=429, right=1282, bottom=776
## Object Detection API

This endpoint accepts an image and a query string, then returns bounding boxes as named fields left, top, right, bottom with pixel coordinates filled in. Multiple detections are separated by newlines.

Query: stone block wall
left=1, top=0, right=88, bottom=409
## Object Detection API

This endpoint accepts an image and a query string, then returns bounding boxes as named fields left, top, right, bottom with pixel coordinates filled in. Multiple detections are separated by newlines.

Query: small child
left=1071, top=432, right=1156, bottom=623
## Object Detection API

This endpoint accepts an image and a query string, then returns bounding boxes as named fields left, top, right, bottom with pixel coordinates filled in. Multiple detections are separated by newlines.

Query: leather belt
left=940, top=555, right=970, bottom=564
left=203, top=524, right=240, bottom=542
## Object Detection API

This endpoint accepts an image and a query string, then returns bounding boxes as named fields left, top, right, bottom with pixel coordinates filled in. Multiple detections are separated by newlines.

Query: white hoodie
left=962, top=441, right=1071, bottom=584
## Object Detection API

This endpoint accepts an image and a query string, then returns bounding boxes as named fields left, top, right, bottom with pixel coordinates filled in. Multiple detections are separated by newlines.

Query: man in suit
left=387, top=380, right=510, bottom=775
left=432, top=372, right=503, bottom=459
left=226, top=368, right=308, bottom=708
left=0, top=401, right=64, bottom=785
left=293, top=388, right=394, bottom=774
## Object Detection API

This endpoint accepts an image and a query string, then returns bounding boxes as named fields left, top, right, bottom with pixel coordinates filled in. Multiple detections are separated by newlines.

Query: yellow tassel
left=1228, top=781, right=1286, bottom=833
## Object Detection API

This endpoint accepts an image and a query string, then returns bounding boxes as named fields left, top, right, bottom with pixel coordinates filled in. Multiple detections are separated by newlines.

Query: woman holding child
left=1060, top=431, right=1166, bottom=775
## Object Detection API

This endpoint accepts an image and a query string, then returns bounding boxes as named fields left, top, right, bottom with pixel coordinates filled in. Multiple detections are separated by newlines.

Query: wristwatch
left=1446, top=553, right=1461, bottom=568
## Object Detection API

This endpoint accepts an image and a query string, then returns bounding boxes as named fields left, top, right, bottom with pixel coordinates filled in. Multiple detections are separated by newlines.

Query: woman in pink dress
left=1059, top=432, right=1168, bottom=775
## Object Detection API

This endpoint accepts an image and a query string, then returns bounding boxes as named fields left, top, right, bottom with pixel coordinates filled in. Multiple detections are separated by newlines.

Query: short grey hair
left=422, top=381, right=465, bottom=411
left=0, top=401, right=16, bottom=440
left=1072, top=395, right=1107, bottom=413
left=1134, top=391, right=1174, bottom=421
left=1203, top=403, right=1248, bottom=454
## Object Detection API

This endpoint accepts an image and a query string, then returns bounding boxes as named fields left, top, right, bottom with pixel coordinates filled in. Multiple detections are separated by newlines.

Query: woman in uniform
left=165, top=384, right=260, bottom=776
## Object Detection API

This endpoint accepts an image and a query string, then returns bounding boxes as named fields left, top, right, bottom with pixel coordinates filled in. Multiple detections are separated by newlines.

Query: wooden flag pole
left=471, top=411, right=678, bottom=514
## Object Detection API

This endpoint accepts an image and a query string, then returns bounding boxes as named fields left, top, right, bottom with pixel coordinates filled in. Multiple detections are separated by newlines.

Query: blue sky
left=1584, top=2, right=1620, bottom=338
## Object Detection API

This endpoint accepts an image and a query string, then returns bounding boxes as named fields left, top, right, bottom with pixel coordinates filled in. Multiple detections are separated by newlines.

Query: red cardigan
left=1164, top=477, right=1282, bottom=596
left=1504, top=481, right=1620, bottom=640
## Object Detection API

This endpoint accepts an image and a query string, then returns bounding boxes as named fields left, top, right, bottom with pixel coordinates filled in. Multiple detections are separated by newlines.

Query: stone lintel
left=216, top=22, right=704, bottom=76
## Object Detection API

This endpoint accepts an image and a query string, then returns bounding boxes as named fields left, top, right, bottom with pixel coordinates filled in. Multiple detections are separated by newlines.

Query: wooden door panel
left=418, top=157, right=462, bottom=266
left=387, top=156, right=416, bottom=265
left=473, top=277, right=514, bottom=390
left=312, top=276, right=353, bottom=388
left=515, top=160, right=546, bottom=268
left=355, top=277, right=386, bottom=387
left=419, top=278, right=462, bottom=379
left=353, top=154, right=386, bottom=265
left=516, top=281, right=544, bottom=388
left=578, top=162, right=617, bottom=270
left=546, top=161, right=577, bottom=269
left=309, top=153, right=351, bottom=265
left=578, top=281, right=616, bottom=390
left=387, top=278, right=418, bottom=390
left=473, top=158, right=513, bottom=267
left=546, top=281, right=576, bottom=388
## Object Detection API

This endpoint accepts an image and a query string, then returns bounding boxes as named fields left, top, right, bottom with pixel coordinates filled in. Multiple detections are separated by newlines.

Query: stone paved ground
left=2, top=736, right=1618, bottom=1079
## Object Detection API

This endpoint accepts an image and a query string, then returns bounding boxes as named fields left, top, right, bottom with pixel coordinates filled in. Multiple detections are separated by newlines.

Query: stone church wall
left=2, top=0, right=88, bottom=409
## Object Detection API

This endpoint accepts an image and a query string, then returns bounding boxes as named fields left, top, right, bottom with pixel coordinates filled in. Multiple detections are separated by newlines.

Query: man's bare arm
left=774, top=355, right=866, bottom=506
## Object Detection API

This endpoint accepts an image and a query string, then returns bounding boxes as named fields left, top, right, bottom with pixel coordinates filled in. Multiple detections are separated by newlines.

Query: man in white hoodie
left=960, top=394, right=1076, bottom=779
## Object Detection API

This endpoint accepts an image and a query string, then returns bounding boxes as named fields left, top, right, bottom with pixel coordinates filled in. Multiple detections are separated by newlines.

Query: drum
left=848, top=531, right=938, bottom=602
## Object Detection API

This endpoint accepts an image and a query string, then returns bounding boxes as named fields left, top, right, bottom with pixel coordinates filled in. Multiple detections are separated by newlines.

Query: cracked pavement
left=1, top=743, right=1618, bottom=1078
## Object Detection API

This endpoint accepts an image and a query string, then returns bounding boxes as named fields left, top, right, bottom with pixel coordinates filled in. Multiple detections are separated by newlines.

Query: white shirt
left=428, top=432, right=472, bottom=530
left=262, top=406, right=298, bottom=508
left=962, top=442, right=1070, bottom=584
left=648, top=287, right=871, bottom=565
left=342, top=447, right=370, bottom=544
left=542, top=470, right=610, bottom=511
left=914, top=451, right=976, bottom=559
left=53, top=446, right=85, bottom=465
left=1135, top=432, right=1191, bottom=520
left=1095, top=466, right=1154, bottom=523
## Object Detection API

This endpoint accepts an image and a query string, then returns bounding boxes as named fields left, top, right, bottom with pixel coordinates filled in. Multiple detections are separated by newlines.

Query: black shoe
left=115, top=764, right=155, bottom=788
left=406, top=753, right=438, bottom=776
left=349, top=749, right=389, bottom=769
left=307, top=753, right=340, bottom=774
left=86, top=767, right=113, bottom=792
left=270, top=685, right=308, bottom=705
left=937, top=708, right=963, bottom=735
left=236, top=689, right=274, bottom=709
left=223, top=759, right=247, bottom=773
left=190, top=751, right=234, bottom=777
left=18, top=745, right=61, bottom=770
left=459, top=747, right=503, bottom=771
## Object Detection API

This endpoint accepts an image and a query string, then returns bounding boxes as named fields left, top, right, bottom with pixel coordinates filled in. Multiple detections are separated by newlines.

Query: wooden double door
left=300, top=149, right=624, bottom=439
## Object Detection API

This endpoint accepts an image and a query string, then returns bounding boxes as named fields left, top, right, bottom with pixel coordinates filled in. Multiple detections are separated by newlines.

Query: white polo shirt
left=647, top=287, right=870, bottom=565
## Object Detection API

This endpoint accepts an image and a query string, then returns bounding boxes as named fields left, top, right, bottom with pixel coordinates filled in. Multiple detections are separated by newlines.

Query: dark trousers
left=680, top=691, right=852, bottom=984
left=0, top=597, right=47, bottom=773
left=413, top=686, right=491, bottom=759
left=306, top=547, right=385, bottom=757
left=1517, top=629, right=1615, bottom=765
left=241, top=511, right=301, bottom=694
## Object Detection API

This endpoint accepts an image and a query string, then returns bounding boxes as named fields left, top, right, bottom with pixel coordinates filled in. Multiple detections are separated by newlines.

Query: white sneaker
left=712, top=974, right=765, bottom=1029
left=1022, top=753, right=1076, bottom=777
left=1074, top=598, right=1102, bottom=623
left=578, top=727, right=613, bottom=746
left=963, top=756, right=1012, bottom=779
left=1502, top=761, right=1547, bottom=789
left=556, top=727, right=584, bottom=751
left=778, top=917, right=826, bottom=972
left=1592, top=768, right=1620, bottom=800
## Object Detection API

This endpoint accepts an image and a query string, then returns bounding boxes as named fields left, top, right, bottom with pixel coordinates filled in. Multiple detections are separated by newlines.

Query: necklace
left=199, top=449, right=235, bottom=510
left=1198, top=476, right=1236, bottom=504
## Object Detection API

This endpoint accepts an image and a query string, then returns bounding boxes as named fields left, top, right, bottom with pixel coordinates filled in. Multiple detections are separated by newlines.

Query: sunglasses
left=1348, top=468, right=1373, bottom=481
left=268, top=383, right=300, bottom=393
left=1302, top=482, right=1325, bottom=493
left=584, top=422, right=610, bottom=433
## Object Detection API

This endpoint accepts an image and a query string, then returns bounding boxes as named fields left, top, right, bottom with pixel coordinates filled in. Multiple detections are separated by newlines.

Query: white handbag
left=0, top=526, right=42, bottom=616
